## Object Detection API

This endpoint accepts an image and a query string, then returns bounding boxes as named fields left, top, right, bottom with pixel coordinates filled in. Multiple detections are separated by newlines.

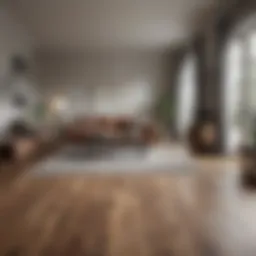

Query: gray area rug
left=30, top=144, right=195, bottom=176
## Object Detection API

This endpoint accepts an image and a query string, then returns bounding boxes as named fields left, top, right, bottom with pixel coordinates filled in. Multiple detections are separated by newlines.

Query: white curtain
left=176, top=53, right=197, bottom=139
left=223, top=38, right=243, bottom=154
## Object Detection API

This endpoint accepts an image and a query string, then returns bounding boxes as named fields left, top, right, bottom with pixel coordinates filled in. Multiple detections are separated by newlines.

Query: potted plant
left=154, top=90, right=174, bottom=136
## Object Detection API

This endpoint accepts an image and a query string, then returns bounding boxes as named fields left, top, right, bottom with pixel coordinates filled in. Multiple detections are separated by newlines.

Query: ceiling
left=10, top=0, right=225, bottom=52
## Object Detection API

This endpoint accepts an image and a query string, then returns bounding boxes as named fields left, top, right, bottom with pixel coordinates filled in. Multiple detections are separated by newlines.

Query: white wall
left=0, top=3, right=34, bottom=133
left=36, top=51, right=168, bottom=120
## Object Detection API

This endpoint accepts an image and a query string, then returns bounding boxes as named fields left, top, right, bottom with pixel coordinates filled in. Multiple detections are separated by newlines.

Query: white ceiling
left=10, top=0, right=223, bottom=52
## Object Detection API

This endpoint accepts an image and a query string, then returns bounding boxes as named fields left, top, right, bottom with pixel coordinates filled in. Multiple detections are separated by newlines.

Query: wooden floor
left=0, top=151, right=251, bottom=256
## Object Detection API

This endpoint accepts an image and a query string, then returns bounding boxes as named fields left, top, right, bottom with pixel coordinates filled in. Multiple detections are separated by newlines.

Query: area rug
left=30, top=144, right=195, bottom=176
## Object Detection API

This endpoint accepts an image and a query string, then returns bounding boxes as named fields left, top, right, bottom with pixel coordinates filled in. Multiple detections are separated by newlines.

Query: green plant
left=154, top=90, right=174, bottom=127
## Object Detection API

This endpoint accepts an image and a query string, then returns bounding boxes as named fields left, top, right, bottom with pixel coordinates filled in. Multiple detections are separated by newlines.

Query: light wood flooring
left=0, top=148, right=252, bottom=256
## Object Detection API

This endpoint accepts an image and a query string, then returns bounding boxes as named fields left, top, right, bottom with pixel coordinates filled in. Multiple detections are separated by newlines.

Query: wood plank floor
left=0, top=154, right=251, bottom=256
left=0, top=173, right=201, bottom=256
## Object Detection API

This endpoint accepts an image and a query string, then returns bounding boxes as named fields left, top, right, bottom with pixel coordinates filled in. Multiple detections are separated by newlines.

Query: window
left=223, top=38, right=243, bottom=154
left=176, top=53, right=197, bottom=139
left=223, top=20, right=256, bottom=152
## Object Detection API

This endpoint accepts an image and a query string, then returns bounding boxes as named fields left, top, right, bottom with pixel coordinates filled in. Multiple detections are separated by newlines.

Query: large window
left=223, top=20, right=256, bottom=153
left=176, top=53, right=197, bottom=139
left=248, top=32, right=256, bottom=114
left=223, top=38, right=243, bottom=154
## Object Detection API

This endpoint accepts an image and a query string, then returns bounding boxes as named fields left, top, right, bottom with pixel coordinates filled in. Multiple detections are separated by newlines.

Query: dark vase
left=240, top=145, right=256, bottom=189
left=9, top=120, right=35, bottom=138
left=187, top=110, right=219, bottom=155
left=240, top=117, right=256, bottom=189
left=12, top=93, right=28, bottom=108
left=11, top=55, right=28, bottom=74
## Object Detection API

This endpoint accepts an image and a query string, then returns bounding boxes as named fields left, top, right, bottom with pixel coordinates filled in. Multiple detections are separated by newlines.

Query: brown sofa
left=66, top=117, right=162, bottom=146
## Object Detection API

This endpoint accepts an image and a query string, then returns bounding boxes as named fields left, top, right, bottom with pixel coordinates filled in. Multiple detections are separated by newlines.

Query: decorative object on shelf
left=7, top=55, right=30, bottom=109
left=8, top=55, right=44, bottom=126
left=0, top=55, right=28, bottom=91
left=11, top=55, right=29, bottom=75
left=12, top=92, right=28, bottom=108
left=9, top=119, right=35, bottom=139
